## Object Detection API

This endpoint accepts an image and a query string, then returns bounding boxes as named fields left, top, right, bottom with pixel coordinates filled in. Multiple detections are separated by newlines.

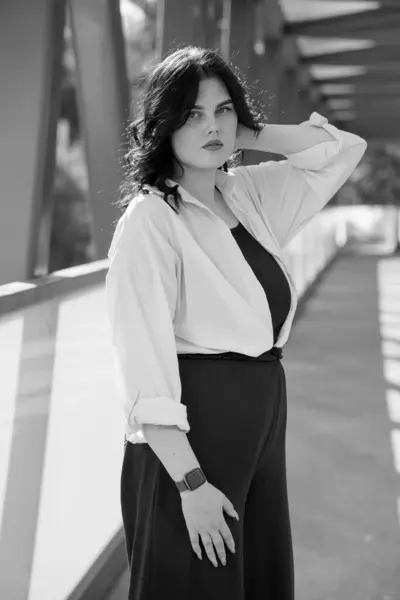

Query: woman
left=105, top=46, right=367, bottom=600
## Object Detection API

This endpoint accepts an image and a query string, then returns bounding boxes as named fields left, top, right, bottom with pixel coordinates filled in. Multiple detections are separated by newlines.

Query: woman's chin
left=179, top=152, right=232, bottom=171
left=197, top=154, right=231, bottom=170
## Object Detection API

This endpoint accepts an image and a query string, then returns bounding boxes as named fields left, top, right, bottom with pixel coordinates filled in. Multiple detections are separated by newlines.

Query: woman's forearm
left=244, top=122, right=336, bottom=155
left=141, top=424, right=202, bottom=494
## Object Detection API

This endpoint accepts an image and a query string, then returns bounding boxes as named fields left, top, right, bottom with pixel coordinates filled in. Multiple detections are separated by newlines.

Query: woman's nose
left=206, top=115, right=218, bottom=133
left=205, top=114, right=219, bottom=134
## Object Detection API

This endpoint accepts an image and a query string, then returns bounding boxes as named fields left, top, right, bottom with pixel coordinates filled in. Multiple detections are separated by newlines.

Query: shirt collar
left=215, top=168, right=236, bottom=195
left=165, top=169, right=236, bottom=205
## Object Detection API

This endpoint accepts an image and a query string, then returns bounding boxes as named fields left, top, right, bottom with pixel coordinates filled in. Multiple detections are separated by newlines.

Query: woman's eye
left=187, top=106, right=233, bottom=121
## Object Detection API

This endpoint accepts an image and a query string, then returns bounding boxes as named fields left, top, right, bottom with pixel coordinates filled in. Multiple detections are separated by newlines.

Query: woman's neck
left=173, top=169, right=218, bottom=208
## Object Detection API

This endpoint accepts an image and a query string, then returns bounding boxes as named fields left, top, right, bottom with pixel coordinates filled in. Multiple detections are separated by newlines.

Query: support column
left=311, top=87, right=334, bottom=122
left=0, top=0, right=66, bottom=285
left=296, top=65, right=320, bottom=121
left=278, top=36, right=309, bottom=124
left=260, top=39, right=282, bottom=124
left=156, top=0, right=201, bottom=59
left=69, top=0, right=130, bottom=261
left=228, top=0, right=252, bottom=77
left=201, top=0, right=224, bottom=51
left=219, top=0, right=232, bottom=60
left=279, top=67, right=303, bottom=124
left=298, top=88, right=313, bottom=121
left=242, top=37, right=284, bottom=166
left=241, top=0, right=285, bottom=166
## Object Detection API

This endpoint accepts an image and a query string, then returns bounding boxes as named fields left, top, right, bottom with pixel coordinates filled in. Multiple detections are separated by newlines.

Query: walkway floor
left=285, top=252, right=400, bottom=600
left=109, top=252, right=400, bottom=600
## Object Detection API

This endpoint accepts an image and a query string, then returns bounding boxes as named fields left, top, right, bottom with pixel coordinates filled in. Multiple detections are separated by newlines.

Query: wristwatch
left=175, top=467, right=207, bottom=493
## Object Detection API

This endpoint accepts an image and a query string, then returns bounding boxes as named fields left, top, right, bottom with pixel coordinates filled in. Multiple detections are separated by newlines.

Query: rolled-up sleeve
left=234, top=112, right=367, bottom=248
left=105, top=200, right=189, bottom=438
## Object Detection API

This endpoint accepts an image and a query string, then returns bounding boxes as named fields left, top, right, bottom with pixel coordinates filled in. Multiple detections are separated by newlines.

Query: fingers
left=200, top=532, right=220, bottom=567
left=202, top=520, right=236, bottom=568
left=218, top=520, right=236, bottom=555
left=188, top=528, right=202, bottom=561
left=188, top=521, right=236, bottom=568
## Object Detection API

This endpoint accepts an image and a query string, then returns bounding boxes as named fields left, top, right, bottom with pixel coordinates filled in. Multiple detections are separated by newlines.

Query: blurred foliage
left=353, top=144, right=400, bottom=207
left=49, top=164, right=95, bottom=272
left=50, top=120, right=95, bottom=272
left=49, top=0, right=157, bottom=272
left=332, top=143, right=400, bottom=208
left=121, top=0, right=158, bottom=89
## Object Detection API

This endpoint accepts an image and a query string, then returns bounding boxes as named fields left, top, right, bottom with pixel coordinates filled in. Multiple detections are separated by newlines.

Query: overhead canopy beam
left=303, top=46, right=400, bottom=66
left=317, top=0, right=397, bottom=6
left=285, top=8, right=400, bottom=37
left=280, top=3, right=400, bottom=141
left=323, top=91, right=400, bottom=99
left=346, top=119, right=400, bottom=138
left=339, top=115, right=400, bottom=123
left=334, top=112, right=400, bottom=122
left=329, top=98, right=400, bottom=107
left=316, top=75, right=400, bottom=86
left=312, top=63, right=400, bottom=75
left=352, top=62, right=400, bottom=71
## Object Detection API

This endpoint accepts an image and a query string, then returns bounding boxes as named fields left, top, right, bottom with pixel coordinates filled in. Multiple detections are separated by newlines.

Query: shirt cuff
left=286, top=111, right=344, bottom=171
left=129, top=396, right=190, bottom=431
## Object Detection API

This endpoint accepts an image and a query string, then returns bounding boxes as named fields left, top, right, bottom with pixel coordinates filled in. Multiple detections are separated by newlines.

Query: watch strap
left=175, top=479, right=190, bottom=493
left=175, top=467, right=207, bottom=493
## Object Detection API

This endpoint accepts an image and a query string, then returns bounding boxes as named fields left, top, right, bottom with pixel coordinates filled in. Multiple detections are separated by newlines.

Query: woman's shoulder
left=124, top=187, right=174, bottom=226
left=108, top=189, right=178, bottom=261
left=123, top=187, right=180, bottom=247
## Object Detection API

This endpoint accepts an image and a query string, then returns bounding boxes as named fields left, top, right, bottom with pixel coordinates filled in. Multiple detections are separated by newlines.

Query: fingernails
left=235, top=512, right=240, bottom=521
left=197, top=552, right=202, bottom=560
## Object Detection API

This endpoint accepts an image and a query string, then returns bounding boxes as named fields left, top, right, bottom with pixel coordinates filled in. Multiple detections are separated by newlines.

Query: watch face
left=186, top=468, right=205, bottom=490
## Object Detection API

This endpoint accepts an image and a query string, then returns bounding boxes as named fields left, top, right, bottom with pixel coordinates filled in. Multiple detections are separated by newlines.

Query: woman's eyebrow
left=192, top=99, right=233, bottom=109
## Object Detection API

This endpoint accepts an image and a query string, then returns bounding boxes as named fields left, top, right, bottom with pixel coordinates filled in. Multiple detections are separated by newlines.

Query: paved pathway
left=285, top=253, right=400, bottom=600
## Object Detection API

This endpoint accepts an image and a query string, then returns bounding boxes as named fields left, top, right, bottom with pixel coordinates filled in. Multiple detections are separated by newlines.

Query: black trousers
left=120, top=348, right=295, bottom=600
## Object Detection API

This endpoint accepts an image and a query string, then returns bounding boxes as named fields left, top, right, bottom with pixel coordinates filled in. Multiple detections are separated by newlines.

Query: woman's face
left=171, top=77, right=238, bottom=174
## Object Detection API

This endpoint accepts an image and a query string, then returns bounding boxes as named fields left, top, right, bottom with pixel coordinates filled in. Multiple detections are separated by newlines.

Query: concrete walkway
left=285, top=253, right=400, bottom=600
left=109, top=253, right=400, bottom=600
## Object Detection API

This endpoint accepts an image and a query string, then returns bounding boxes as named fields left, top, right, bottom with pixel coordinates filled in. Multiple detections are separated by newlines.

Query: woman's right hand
left=180, top=482, right=239, bottom=567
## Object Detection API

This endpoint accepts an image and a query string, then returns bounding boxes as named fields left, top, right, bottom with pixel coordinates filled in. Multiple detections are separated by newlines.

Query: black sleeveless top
left=230, top=222, right=291, bottom=344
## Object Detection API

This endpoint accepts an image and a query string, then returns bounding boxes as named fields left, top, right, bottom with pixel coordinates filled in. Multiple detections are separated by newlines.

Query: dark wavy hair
left=114, top=46, right=266, bottom=218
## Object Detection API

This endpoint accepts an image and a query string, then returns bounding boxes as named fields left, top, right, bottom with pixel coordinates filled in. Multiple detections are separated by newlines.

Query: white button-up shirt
left=105, top=112, right=367, bottom=444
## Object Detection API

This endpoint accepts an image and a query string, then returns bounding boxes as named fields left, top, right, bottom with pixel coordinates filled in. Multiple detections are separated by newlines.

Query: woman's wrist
left=249, top=122, right=335, bottom=155
left=235, top=118, right=336, bottom=155
left=180, top=480, right=209, bottom=500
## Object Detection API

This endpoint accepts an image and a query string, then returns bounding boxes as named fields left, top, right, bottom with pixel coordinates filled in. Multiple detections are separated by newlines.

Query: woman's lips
left=202, top=142, right=224, bottom=151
